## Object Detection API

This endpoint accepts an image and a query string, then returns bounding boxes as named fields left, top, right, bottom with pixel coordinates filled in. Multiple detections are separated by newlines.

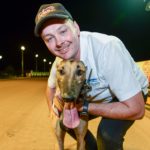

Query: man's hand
left=76, top=101, right=89, bottom=120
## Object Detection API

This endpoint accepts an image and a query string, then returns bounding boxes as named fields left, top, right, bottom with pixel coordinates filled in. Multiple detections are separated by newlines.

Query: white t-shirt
left=48, top=31, right=149, bottom=103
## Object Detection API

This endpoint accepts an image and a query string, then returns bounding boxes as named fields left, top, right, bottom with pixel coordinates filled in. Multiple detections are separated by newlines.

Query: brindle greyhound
left=50, top=59, right=92, bottom=150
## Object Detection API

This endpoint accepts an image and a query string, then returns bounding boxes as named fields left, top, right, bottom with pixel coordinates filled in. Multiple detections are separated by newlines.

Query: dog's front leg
left=74, top=119, right=88, bottom=150
left=54, top=120, right=66, bottom=150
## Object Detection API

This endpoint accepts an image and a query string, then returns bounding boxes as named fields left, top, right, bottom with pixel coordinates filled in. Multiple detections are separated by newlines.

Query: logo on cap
left=37, top=6, right=56, bottom=22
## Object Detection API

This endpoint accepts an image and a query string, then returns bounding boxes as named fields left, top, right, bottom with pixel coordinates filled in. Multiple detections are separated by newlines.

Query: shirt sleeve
left=101, top=38, right=141, bottom=101
left=47, top=57, right=62, bottom=88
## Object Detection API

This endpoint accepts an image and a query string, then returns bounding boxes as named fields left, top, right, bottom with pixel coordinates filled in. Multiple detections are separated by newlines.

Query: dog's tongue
left=63, top=107, right=80, bottom=129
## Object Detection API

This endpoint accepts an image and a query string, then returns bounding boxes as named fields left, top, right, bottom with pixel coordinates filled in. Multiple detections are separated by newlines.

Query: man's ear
left=73, top=21, right=80, bottom=36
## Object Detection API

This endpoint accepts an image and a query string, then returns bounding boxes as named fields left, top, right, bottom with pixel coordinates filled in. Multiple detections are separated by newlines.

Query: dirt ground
left=0, top=78, right=150, bottom=150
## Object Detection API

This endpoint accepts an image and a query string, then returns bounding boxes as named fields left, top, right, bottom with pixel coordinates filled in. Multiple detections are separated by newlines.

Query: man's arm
left=80, top=91, right=145, bottom=120
left=45, top=84, right=56, bottom=112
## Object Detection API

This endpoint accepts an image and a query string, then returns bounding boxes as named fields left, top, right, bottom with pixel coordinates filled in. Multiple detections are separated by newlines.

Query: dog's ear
left=56, top=60, right=64, bottom=69
left=79, top=60, right=87, bottom=71
left=56, top=63, right=60, bottom=69
left=85, top=66, right=87, bottom=71
left=79, top=60, right=85, bottom=66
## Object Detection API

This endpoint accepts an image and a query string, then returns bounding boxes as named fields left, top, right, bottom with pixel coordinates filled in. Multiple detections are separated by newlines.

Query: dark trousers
left=67, top=94, right=147, bottom=150
left=67, top=114, right=134, bottom=150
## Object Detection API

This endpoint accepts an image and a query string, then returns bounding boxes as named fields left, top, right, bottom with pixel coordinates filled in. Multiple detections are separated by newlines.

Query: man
left=34, top=3, right=149, bottom=150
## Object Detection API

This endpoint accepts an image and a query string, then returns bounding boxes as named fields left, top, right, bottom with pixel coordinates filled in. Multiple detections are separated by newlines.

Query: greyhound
left=50, top=59, right=92, bottom=150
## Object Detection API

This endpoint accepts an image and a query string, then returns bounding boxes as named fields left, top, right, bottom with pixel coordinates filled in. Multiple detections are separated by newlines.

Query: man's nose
left=56, top=36, right=63, bottom=47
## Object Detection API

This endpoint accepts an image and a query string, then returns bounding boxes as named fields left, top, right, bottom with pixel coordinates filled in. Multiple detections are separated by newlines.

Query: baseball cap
left=34, top=3, right=73, bottom=37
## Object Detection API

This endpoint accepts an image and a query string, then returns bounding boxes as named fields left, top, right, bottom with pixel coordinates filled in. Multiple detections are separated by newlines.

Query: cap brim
left=34, top=14, right=69, bottom=37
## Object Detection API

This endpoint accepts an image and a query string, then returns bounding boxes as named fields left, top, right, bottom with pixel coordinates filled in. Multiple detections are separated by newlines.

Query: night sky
left=0, top=0, right=150, bottom=73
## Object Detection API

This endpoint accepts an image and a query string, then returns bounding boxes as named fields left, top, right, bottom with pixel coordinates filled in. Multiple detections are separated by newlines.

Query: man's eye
left=44, top=36, right=53, bottom=43
left=60, top=29, right=67, bottom=34
left=48, top=37, right=53, bottom=42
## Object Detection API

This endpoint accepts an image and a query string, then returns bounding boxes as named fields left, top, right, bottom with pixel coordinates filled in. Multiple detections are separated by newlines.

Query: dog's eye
left=76, top=69, right=83, bottom=76
left=58, top=69, right=65, bottom=75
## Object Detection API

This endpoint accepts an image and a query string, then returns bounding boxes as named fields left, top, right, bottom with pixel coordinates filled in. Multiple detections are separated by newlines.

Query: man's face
left=41, top=19, right=80, bottom=60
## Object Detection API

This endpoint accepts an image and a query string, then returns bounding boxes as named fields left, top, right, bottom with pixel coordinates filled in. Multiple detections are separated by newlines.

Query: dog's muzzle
left=62, top=97, right=76, bottom=102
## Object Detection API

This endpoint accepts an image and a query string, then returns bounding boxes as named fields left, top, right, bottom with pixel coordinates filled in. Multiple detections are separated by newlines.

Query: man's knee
left=97, top=125, right=123, bottom=150
left=98, top=128, right=123, bottom=143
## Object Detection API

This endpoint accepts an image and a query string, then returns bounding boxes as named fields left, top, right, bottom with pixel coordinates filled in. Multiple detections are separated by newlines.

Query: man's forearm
left=88, top=102, right=134, bottom=119
left=88, top=92, right=145, bottom=120
left=46, top=86, right=56, bottom=111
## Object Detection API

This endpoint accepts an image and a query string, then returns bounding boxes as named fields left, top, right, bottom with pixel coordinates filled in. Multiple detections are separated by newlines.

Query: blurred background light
left=145, top=1, right=150, bottom=11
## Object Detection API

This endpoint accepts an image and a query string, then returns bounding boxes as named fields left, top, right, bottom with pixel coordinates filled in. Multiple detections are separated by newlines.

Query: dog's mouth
left=62, top=101, right=80, bottom=129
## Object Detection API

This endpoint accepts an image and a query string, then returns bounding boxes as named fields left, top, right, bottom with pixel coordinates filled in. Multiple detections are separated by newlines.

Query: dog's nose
left=61, top=92, right=76, bottom=102
left=62, top=97, right=76, bottom=102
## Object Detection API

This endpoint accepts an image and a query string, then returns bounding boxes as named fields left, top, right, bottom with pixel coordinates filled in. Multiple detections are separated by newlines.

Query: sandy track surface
left=0, top=79, right=150, bottom=150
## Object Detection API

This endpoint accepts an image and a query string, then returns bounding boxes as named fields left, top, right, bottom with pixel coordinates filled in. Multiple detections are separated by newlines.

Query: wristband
left=80, top=100, right=89, bottom=119
left=83, top=100, right=89, bottom=113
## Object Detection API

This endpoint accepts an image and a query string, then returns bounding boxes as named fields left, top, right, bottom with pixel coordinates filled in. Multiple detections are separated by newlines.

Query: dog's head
left=56, top=60, right=87, bottom=129
left=56, top=59, right=86, bottom=102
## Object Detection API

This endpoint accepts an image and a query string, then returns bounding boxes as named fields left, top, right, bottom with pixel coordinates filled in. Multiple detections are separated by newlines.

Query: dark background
left=0, top=0, right=150, bottom=73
